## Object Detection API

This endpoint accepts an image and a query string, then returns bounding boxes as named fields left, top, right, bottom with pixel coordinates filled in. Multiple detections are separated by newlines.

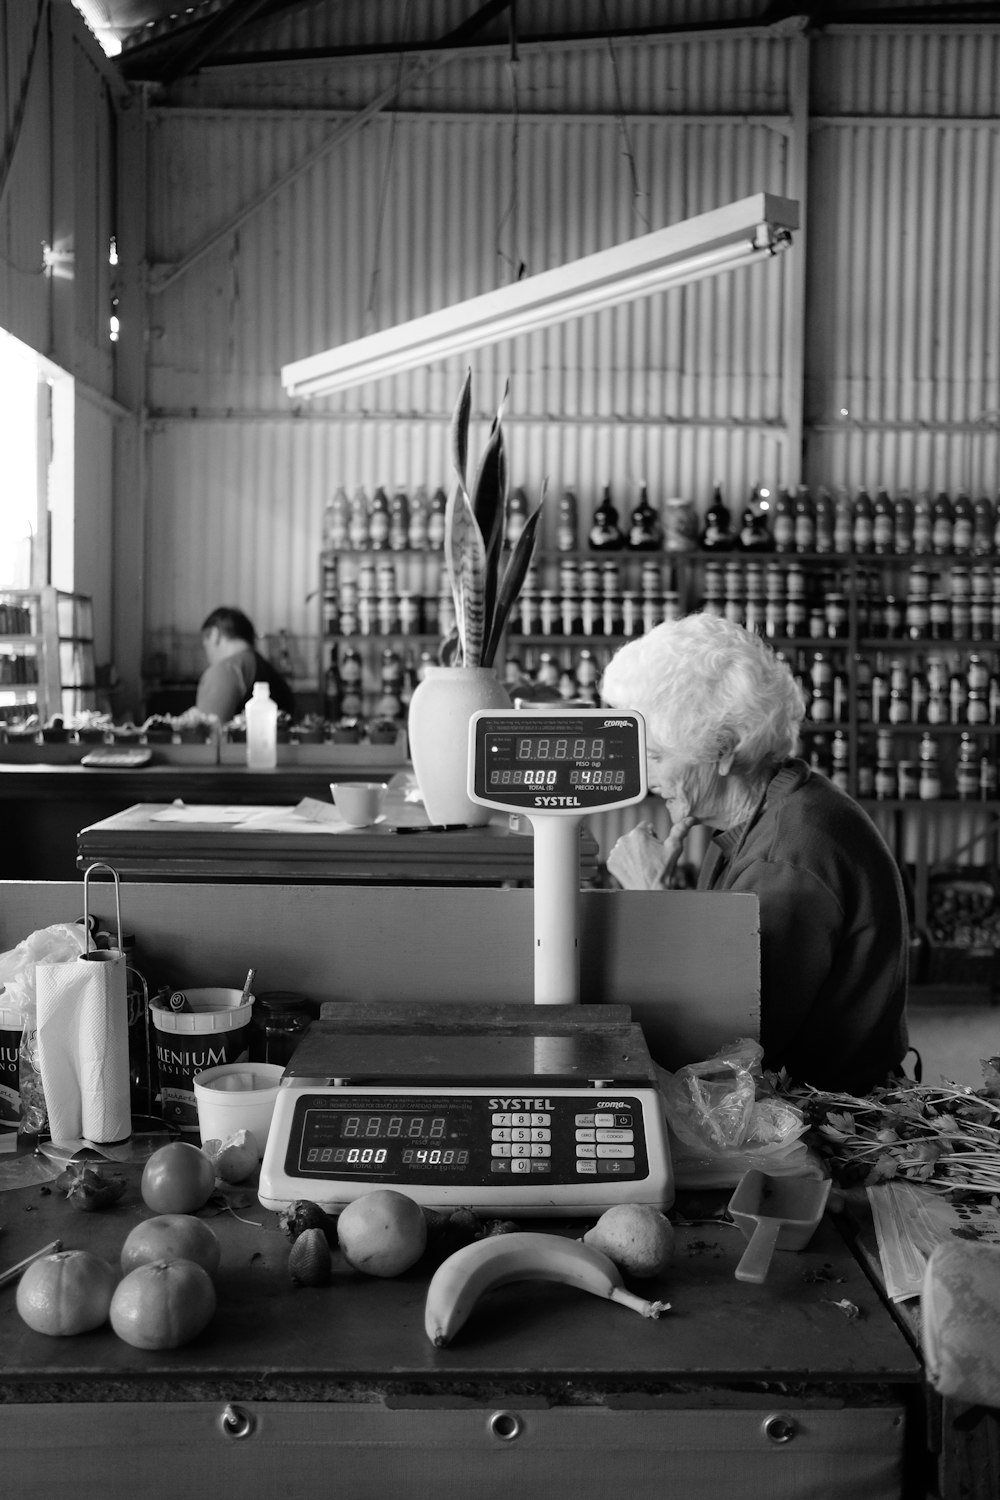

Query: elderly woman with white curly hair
left=601, top=612, right=909, bottom=1094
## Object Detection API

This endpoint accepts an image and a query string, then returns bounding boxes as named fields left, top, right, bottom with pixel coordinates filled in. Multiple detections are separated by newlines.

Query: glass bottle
left=389, top=487, right=410, bottom=551
left=737, top=486, right=774, bottom=552
left=912, top=491, right=934, bottom=555
left=892, top=488, right=914, bottom=555
left=557, top=489, right=579, bottom=552
left=367, top=486, right=391, bottom=550
left=323, top=486, right=351, bottom=551
left=505, top=486, right=530, bottom=548
left=407, top=485, right=430, bottom=550
left=918, top=733, right=941, bottom=800
left=832, top=489, right=854, bottom=554
left=972, top=493, right=995, bottom=557
left=771, top=488, right=796, bottom=553
left=627, top=481, right=663, bottom=551
left=813, top=487, right=836, bottom=554
left=872, top=486, right=894, bottom=555
left=339, top=646, right=364, bottom=718
left=793, top=486, right=816, bottom=554
left=952, top=490, right=974, bottom=556
left=931, top=490, right=954, bottom=555
left=426, top=487, right=448, bottom=550
left=376, top=647, right=404, bottom=720
left=348, top=486, right=370, bottom=549
left=245, top=682, right=278, bottom=769
left=700, top=479, right=734, bottom=551
left=956, top=733, right=978, bottom=800
left=851, top=487, right=875, bottom=554
left=588, top=485, right=625, bottom=551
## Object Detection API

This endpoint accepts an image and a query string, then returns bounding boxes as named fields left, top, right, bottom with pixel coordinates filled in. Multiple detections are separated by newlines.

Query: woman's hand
left=607, top=817, right=695, bottom=890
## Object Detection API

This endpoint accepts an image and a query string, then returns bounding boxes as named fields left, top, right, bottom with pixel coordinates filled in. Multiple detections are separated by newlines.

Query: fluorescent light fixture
left=282, top=192, right=798, bottom=400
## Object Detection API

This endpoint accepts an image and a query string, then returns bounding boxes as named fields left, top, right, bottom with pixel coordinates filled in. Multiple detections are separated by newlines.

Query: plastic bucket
left=151, top=987, right=253, bottom=1133
left=193, top=1062, right=284, bottom=1152
left=0, top=1007, right=23, bottom=1133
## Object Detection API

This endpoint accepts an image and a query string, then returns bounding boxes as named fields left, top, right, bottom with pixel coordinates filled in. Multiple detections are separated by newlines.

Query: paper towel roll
left=36, top=951, right=132, bottom=1144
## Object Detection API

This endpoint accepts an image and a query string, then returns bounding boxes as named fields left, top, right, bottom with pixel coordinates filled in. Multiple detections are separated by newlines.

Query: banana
left=424, top=1230, right=670, bottom=1347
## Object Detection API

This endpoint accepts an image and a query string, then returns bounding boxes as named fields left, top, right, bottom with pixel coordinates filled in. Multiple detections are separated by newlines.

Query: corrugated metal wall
left=144, top=28, right=798, bottom=667
left=805, top=29, right=1000, bottom=495
left=142, top=20, right=1000, bottom=696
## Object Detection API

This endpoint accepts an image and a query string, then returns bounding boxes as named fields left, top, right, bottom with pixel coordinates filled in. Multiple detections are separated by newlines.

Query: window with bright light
left=0, top=328, right=40, bottom=588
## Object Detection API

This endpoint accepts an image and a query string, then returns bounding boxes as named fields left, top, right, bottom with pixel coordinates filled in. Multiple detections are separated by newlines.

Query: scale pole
left=529, top=815, right=583, bottom=1005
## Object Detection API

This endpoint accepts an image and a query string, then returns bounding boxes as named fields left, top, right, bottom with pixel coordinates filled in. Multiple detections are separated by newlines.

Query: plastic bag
left=0, top=922, right=89, bottom=1135
left=657, top=1038, right=822, bottom=1188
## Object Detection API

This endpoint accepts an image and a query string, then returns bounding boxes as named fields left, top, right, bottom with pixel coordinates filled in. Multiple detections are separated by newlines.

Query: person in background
left=196, top=606, right=296, bottom=724
left=600, top=612, right=909, bottom=1094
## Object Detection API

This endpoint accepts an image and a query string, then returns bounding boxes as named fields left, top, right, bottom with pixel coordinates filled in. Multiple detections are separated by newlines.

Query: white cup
left=330, top=781, right=388, bottom=827
left=193, top=1062, right=284, bottom=1152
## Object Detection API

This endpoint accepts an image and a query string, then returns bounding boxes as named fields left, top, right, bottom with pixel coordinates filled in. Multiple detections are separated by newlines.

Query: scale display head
left=468, top=708, right=647, bottom=817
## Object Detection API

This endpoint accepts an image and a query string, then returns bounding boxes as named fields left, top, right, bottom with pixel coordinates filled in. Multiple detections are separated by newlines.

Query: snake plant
left=442, top=370, right=547, bottom=668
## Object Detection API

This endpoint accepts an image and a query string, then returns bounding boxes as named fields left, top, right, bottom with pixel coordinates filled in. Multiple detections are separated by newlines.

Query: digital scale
left=258, top=710, right=674, bottom=1216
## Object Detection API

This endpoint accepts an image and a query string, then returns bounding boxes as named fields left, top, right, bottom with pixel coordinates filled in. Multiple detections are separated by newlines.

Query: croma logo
left=603, top=719, right=629, bottom=727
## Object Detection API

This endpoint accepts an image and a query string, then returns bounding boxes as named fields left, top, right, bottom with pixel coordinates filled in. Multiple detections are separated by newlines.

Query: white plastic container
left=193, top=1061, right=284, bottom=1151
left=245, top=680, right=278, bottom=768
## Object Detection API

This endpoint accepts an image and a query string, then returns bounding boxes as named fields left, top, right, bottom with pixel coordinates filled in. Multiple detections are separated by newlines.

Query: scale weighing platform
left=258, top=708, right=672, bottom=1216
left=257, top=1003, right=674, bottom=1216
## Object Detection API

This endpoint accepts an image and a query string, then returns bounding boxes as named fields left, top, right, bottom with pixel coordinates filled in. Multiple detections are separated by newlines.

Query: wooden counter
left=0, top=1163, right=921, bottom=1500
left=0, top=761, right=407, bottom=881
left=75, top=801, right=600, bottom=886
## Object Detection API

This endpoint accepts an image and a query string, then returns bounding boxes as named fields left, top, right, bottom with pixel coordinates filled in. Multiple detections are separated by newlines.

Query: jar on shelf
left=580, top=595, right=600, bottom=636
left=918, top=734, right=942, bottom=800
left=875, top=758, right=897, bottom=800
left=539, top=590, right=559, bottom=636
left=928, top=595, right=951, bottom=640
left=825, top=593, right=848, bottom=638
left=897, top=761, right=918, bottom=800
left=956, top=734, right=979, bottom=799
left=882, top=596, right=902, bottom=639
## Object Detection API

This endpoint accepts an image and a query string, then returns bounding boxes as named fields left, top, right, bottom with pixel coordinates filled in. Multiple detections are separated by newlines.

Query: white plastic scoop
left=728, top=1169, right=832, bottom=1284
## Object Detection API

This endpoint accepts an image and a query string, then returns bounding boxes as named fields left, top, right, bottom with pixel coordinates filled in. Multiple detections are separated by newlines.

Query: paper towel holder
left=81, top=862, right=123, bottom=961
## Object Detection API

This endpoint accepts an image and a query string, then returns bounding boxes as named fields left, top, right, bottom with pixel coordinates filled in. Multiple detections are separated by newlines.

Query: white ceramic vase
left=407, top=666, right=512, bottom=827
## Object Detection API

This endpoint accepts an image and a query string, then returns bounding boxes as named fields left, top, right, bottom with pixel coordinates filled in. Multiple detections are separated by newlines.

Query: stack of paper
left=868, top=1180, right=1000, bottom=1301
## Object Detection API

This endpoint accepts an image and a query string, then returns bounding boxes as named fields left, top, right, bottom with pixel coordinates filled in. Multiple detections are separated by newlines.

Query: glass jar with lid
left=249, top=993, right=316, bottom=1067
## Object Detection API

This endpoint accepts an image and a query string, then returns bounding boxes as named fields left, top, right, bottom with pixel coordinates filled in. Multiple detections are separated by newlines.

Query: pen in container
left=240, top=968, right=256, bottom=1005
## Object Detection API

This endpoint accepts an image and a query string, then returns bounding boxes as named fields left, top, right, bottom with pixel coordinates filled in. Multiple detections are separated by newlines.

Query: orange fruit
left=16, top=1249, right=117, bottom=1336
left=337, top=1189, right=427, bottom=1277
left=110, top=1259, right=216, bottom=1350
left=141, top=1141, right=216, bottom=1214
left=121, top=1215, right=222, bottom=1279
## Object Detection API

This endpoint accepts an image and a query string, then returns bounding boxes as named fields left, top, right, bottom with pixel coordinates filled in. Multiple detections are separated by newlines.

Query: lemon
left=202, top=1128, right=260, bottom=1184
left=337, top=1189, right=427, bottom=1277
left=583, top=1204, right=675, bottom=1279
